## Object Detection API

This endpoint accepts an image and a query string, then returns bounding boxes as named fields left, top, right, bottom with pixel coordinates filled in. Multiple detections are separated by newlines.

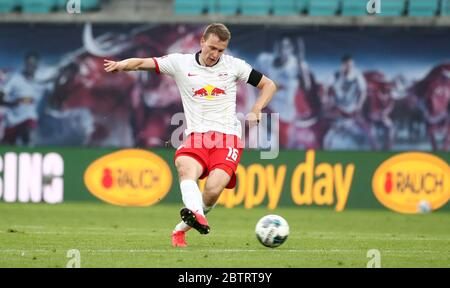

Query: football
left=255, top=215, right=289, bottom=248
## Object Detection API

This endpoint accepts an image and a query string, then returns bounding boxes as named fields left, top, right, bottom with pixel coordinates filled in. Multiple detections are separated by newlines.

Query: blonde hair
left=203, top=23, right=231, bottom=42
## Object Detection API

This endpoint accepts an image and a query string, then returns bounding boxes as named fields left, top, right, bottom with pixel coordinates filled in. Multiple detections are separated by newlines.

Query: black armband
left=247, top=69, right=263, bottom=87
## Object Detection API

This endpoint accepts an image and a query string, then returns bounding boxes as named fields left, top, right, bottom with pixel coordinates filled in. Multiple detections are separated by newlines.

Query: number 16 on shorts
left=226, top=147, right=239, bottom=162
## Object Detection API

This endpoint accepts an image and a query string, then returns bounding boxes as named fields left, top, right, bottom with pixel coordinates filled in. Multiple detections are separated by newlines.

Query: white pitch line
left=2, top=227, right=450, bottom=241
left=0, top=231, right=158, bottom=236
left=0, top=249, right=448, bottom=255
left=1, top=230, right=449, bottom=241
left=2, top=230, right=445, bottom=242
left=5, top=225, right=153, bottom=231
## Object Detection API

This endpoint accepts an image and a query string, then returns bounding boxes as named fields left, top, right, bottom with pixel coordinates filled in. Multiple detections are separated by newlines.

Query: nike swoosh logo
left=188, top=73, right=198, bottom=77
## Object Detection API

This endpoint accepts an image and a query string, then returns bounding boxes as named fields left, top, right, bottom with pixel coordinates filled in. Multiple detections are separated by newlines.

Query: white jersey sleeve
left=153, top=53, right=182, bottom=76
left=3, top=74, right=18, bottom=101
left=233, top=58, right=253, bottom=83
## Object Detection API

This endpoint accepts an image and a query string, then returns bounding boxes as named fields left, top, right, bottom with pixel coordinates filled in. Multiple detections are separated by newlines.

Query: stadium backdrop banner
left=0, top=24, right=449, bottom=151
left=0, top=147, right=448, bottom=214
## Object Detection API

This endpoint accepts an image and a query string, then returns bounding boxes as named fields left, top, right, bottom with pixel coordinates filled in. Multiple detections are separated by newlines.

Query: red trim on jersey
left=152, top=57, right=160, bottom=74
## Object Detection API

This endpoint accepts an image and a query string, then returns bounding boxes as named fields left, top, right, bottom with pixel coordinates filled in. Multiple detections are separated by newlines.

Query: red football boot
left=171, top=230, right=187, bottom=247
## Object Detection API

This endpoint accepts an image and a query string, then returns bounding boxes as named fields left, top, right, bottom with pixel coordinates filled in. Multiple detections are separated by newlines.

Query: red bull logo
left=193, top=84, right=226, bottom=100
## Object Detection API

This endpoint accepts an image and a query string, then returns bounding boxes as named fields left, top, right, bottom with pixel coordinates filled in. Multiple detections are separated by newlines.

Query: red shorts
left=174, top=131, right=244, bottom=189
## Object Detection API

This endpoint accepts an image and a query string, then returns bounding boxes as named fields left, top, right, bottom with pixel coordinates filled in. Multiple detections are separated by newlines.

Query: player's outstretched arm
left=104, top=58, right=156, bottom=72
left=249, top=75, right=277, bottom=125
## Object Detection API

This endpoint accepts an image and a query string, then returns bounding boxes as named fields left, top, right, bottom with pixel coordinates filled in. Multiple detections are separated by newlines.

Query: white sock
left=180, top=180, right=204, bottom=216
left=174, top=221, right=191, bottom=232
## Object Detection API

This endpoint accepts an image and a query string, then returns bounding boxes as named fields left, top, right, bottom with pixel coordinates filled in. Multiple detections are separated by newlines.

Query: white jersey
left=2, top=72, right=46, bottom=126
left=331, top=68, right=367, bottom=114
left=255, top=53, right=299, bottom=122
left=153, top=53, right=253, bottom=138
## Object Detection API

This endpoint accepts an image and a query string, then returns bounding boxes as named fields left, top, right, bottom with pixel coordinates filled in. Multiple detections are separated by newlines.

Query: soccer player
left=324, top=54, right=370, bottom=149
left=0, top=52, right=45, bottom=146
left=104, top=23, right=277, bottom=247
left=255, top=37, right=299, bottom=149
left=330, top=54, right=367, bottom=117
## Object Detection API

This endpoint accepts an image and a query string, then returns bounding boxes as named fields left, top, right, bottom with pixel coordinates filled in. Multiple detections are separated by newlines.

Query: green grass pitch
left=0, top=202, right=449, bottom=268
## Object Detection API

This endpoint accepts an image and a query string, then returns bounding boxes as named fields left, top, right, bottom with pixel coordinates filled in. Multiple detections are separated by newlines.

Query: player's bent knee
left=175, top=157, right=202, bottom=180
left=176, top=166, right=189, bottom=179
left=176, top=165, right=196, bottom=180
